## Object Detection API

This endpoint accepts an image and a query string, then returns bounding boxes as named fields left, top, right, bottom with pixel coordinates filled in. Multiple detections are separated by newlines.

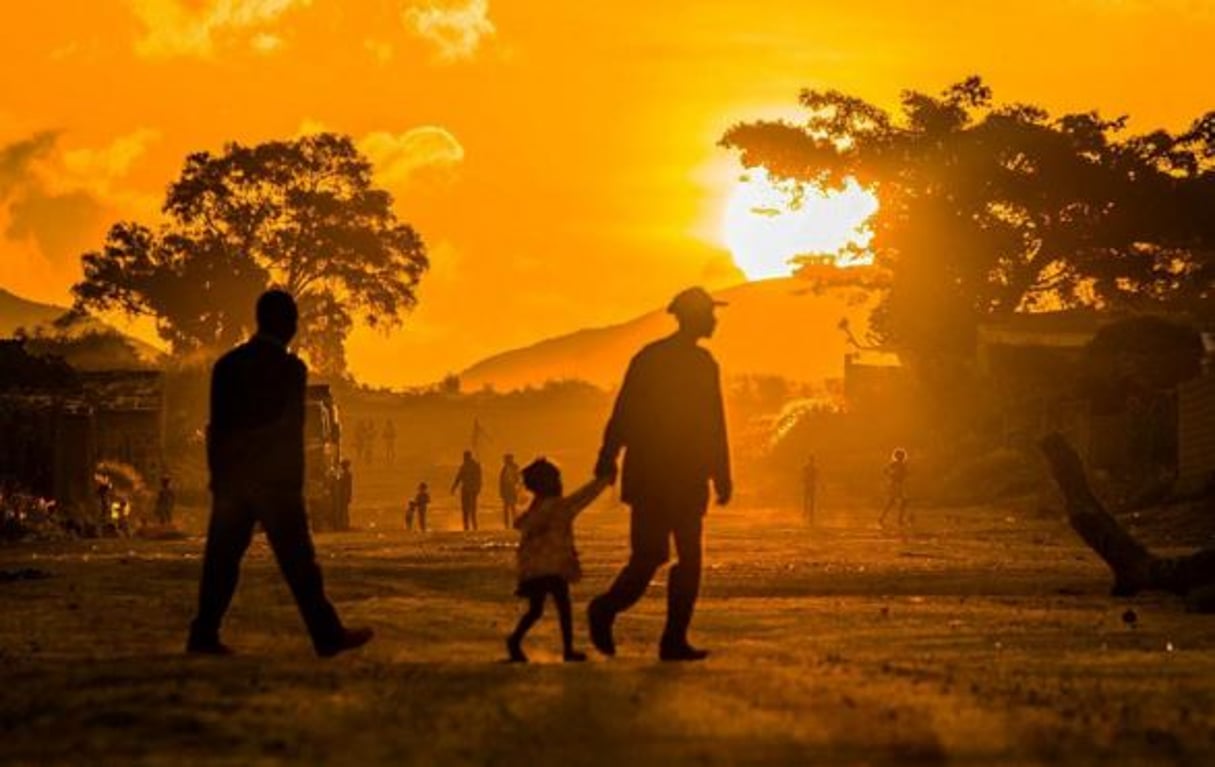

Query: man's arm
left=205, top=357, right=230, bottom=483
left=451, top=468, right=463, bottom=494
left=284, top=358, right=307, bottom=492
left=707, top=359, right=732, bottom=505
left=596, top=356, right=642, bottom=482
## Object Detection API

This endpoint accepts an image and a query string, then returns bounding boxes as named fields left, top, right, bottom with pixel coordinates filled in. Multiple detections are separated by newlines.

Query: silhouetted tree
left=721, top=77, right=1215, bottom=367
left=73, top=133, right=428, bottom=376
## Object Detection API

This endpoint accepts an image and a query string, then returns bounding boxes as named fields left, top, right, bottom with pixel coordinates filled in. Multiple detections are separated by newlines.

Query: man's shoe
left=318, top=626, right=374, bottom=658
left=186, top=636, right=234, bottom=656
left=659, top=643, right=709, bottom=662
left=563, top=649, right=588, bottom=663
left=587, top=598, right=616, bottom=657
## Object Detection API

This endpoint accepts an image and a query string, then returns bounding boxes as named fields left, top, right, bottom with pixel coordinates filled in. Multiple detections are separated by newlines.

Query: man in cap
left=588, top=286, right=732, bottom=661
left=187, top=289, right=373, bottom=657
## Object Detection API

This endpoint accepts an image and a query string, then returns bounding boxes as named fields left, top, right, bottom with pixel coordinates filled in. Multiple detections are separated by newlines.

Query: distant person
left=407, top=482, right=431, bottom=532
left=154, top=476, right=176, bottom=526
left=353, top=420, right=370, bottom=464
left=588, top=286, right=732, bottom=662
left=451, top=450, right=483, bottom=531
left=365, top=420, right=379, bottom=464
left=383, top=419, right=397, bottom=465
left=507, top=458, right=609, bottom=663
left=186, top=289, right=372, bottom=658
left=1041, top=434, right=1215, bottom=612
left=879, top=448, right=909, bottom=528
left=96, top=476, right=113, bottom=525
left=337, top=459, right=354, bottom=530
left=801, top=455, right=818, bottom=524
left=500, top=453, right=522, bottom=529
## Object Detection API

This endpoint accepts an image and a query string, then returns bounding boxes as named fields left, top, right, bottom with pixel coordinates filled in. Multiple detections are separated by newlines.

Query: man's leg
left=470, top=498, right=478, bottom=531
left=589, top=506, right=669, bottom=655
left=189, top=497, right=256, bottom=651
left=661, top=512, right=705, bottom=657
left=258, top=496, right=349, bottom=655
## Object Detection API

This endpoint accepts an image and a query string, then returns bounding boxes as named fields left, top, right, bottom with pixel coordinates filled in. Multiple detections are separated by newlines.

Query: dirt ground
left=2, top=497, right=1215, bottom=766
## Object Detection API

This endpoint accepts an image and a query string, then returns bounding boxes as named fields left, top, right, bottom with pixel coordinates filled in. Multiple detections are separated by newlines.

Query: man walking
left=451, top=450, right=483, bottom=531
left=588, top=287, right=732, bottom=662
left=186, top=290, right=373, bottom=657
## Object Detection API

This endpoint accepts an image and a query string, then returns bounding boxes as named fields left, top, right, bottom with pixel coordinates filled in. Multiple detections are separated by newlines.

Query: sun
left=722, top=168, right=879, bottom=280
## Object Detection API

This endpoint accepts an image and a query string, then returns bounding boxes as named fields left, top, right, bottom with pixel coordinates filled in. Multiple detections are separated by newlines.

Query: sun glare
left=723, top=168, right=878, bottom=280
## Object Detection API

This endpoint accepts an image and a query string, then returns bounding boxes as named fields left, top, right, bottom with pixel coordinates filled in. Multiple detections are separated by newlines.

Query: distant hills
left=459, top=277, right=879, bottom=391
left=0, top=288, right=64, bottom=335
left=0, top=288, right=163, bottom=370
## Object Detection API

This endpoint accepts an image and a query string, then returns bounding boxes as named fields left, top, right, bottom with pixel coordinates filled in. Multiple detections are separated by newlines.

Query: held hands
left=594, top=454, right=619, bottom=485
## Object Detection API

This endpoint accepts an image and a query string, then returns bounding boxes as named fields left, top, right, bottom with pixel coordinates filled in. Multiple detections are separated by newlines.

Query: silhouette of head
left=161, top=476, right=172, bottom=488
left=891, top=448, right=907, bottom=462
left=522, top=457, right=562, bottom=498
left=256, top=289, right=298, bottom=344
left=463, top=450, right=474, bottom=462
left=419, top=482, right=429, bottom=491
left=668, top=286, right=726, bottom=339
left=504, top=453, right=515, bottom=464
left=341, top=459, right=351, bottom=469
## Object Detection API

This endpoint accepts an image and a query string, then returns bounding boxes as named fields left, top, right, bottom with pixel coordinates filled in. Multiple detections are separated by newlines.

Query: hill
left=460, top=278, right=879, bottom=391
left=0, top=287, right=163, bottom=369
left=0, top=288, right=64, bottom=335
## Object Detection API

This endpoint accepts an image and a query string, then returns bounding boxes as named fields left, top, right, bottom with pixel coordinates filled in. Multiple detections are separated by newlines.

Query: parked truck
left=305, top=384, right=348, bottom=532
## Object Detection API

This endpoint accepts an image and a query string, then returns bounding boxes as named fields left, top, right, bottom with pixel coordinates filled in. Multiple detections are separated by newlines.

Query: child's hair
left=521, top=457, right=562, bottom=498
left=891, top=448, right=908, bottom=462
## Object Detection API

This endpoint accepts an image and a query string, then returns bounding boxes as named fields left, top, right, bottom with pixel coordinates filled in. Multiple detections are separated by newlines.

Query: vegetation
left=721, top=77, right=1215, bottom=365
left=73, top=133, right=429, bottom=377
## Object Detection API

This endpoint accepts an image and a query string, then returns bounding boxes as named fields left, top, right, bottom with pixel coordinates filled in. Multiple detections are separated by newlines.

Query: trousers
left=596, top=504, right=704, bottom=645
left=190, top=492, right=343, bottom=652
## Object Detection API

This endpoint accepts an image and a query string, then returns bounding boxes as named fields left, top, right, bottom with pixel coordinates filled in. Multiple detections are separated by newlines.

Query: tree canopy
left=721, top=77, right=1215, bottom=362
left=73, top=133, right=429, bottom=376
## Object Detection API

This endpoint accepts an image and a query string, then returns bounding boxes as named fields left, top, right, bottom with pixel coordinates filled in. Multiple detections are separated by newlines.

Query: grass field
left=2, top=498, right=1214, bottom=766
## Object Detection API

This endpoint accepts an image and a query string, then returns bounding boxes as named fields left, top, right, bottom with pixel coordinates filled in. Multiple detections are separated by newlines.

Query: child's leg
left=510, top=593, right=545, bottom=644
left=551, top=579, right=576, bottom=653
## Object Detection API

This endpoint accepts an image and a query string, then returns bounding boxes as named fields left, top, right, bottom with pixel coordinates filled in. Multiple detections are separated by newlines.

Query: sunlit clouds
left=403, top=0, right=496, bottom=62
left=722, top=168, right=878, bottom=280
left=128, top=0, right=311, bottom=58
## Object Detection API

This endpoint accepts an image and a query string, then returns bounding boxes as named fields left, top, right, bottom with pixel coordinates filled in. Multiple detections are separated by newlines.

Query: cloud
left=296, top=121, right=465, bottom=192
left=0, top=130, right=159, bottom=301
left=359, top=126, right=465, bottom=191
left=403, top=0, right=495, bottom=62
left=128, top=0, right=311, bottom=58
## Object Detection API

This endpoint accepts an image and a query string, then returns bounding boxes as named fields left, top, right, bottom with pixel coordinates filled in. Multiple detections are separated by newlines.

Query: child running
left=407, top=482, right=430, bottom=532
left=507, top=458, right=609, bottom=663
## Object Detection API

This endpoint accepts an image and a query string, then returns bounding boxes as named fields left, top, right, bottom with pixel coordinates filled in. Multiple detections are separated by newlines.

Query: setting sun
left=722, top=168, right=879, bottom=280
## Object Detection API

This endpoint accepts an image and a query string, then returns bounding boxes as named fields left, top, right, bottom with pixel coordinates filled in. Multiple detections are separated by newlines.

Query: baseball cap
left=667, top=287, right=728, bottom=317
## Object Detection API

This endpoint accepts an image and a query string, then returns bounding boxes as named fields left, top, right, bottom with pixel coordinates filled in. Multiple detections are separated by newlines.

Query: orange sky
left=2, top=1, right=1213, bottom=386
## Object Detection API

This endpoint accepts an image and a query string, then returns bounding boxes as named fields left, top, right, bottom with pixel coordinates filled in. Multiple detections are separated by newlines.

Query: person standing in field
left=451, top=451, right=482, bottom=531
left=588, top=286, right=732, bottom=662
left=500, top=453, right=522, bottom=529
left=407, top=482, right=430, bottom=532
left=382, top=419, right=397, bottom=465
left=186, top=290, right=372, bottom=658
left=879, top=448, right=910, bottom=529
left=154, top=475, right=176, bottom=526
left=337, top=459, right=353, bottom=530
